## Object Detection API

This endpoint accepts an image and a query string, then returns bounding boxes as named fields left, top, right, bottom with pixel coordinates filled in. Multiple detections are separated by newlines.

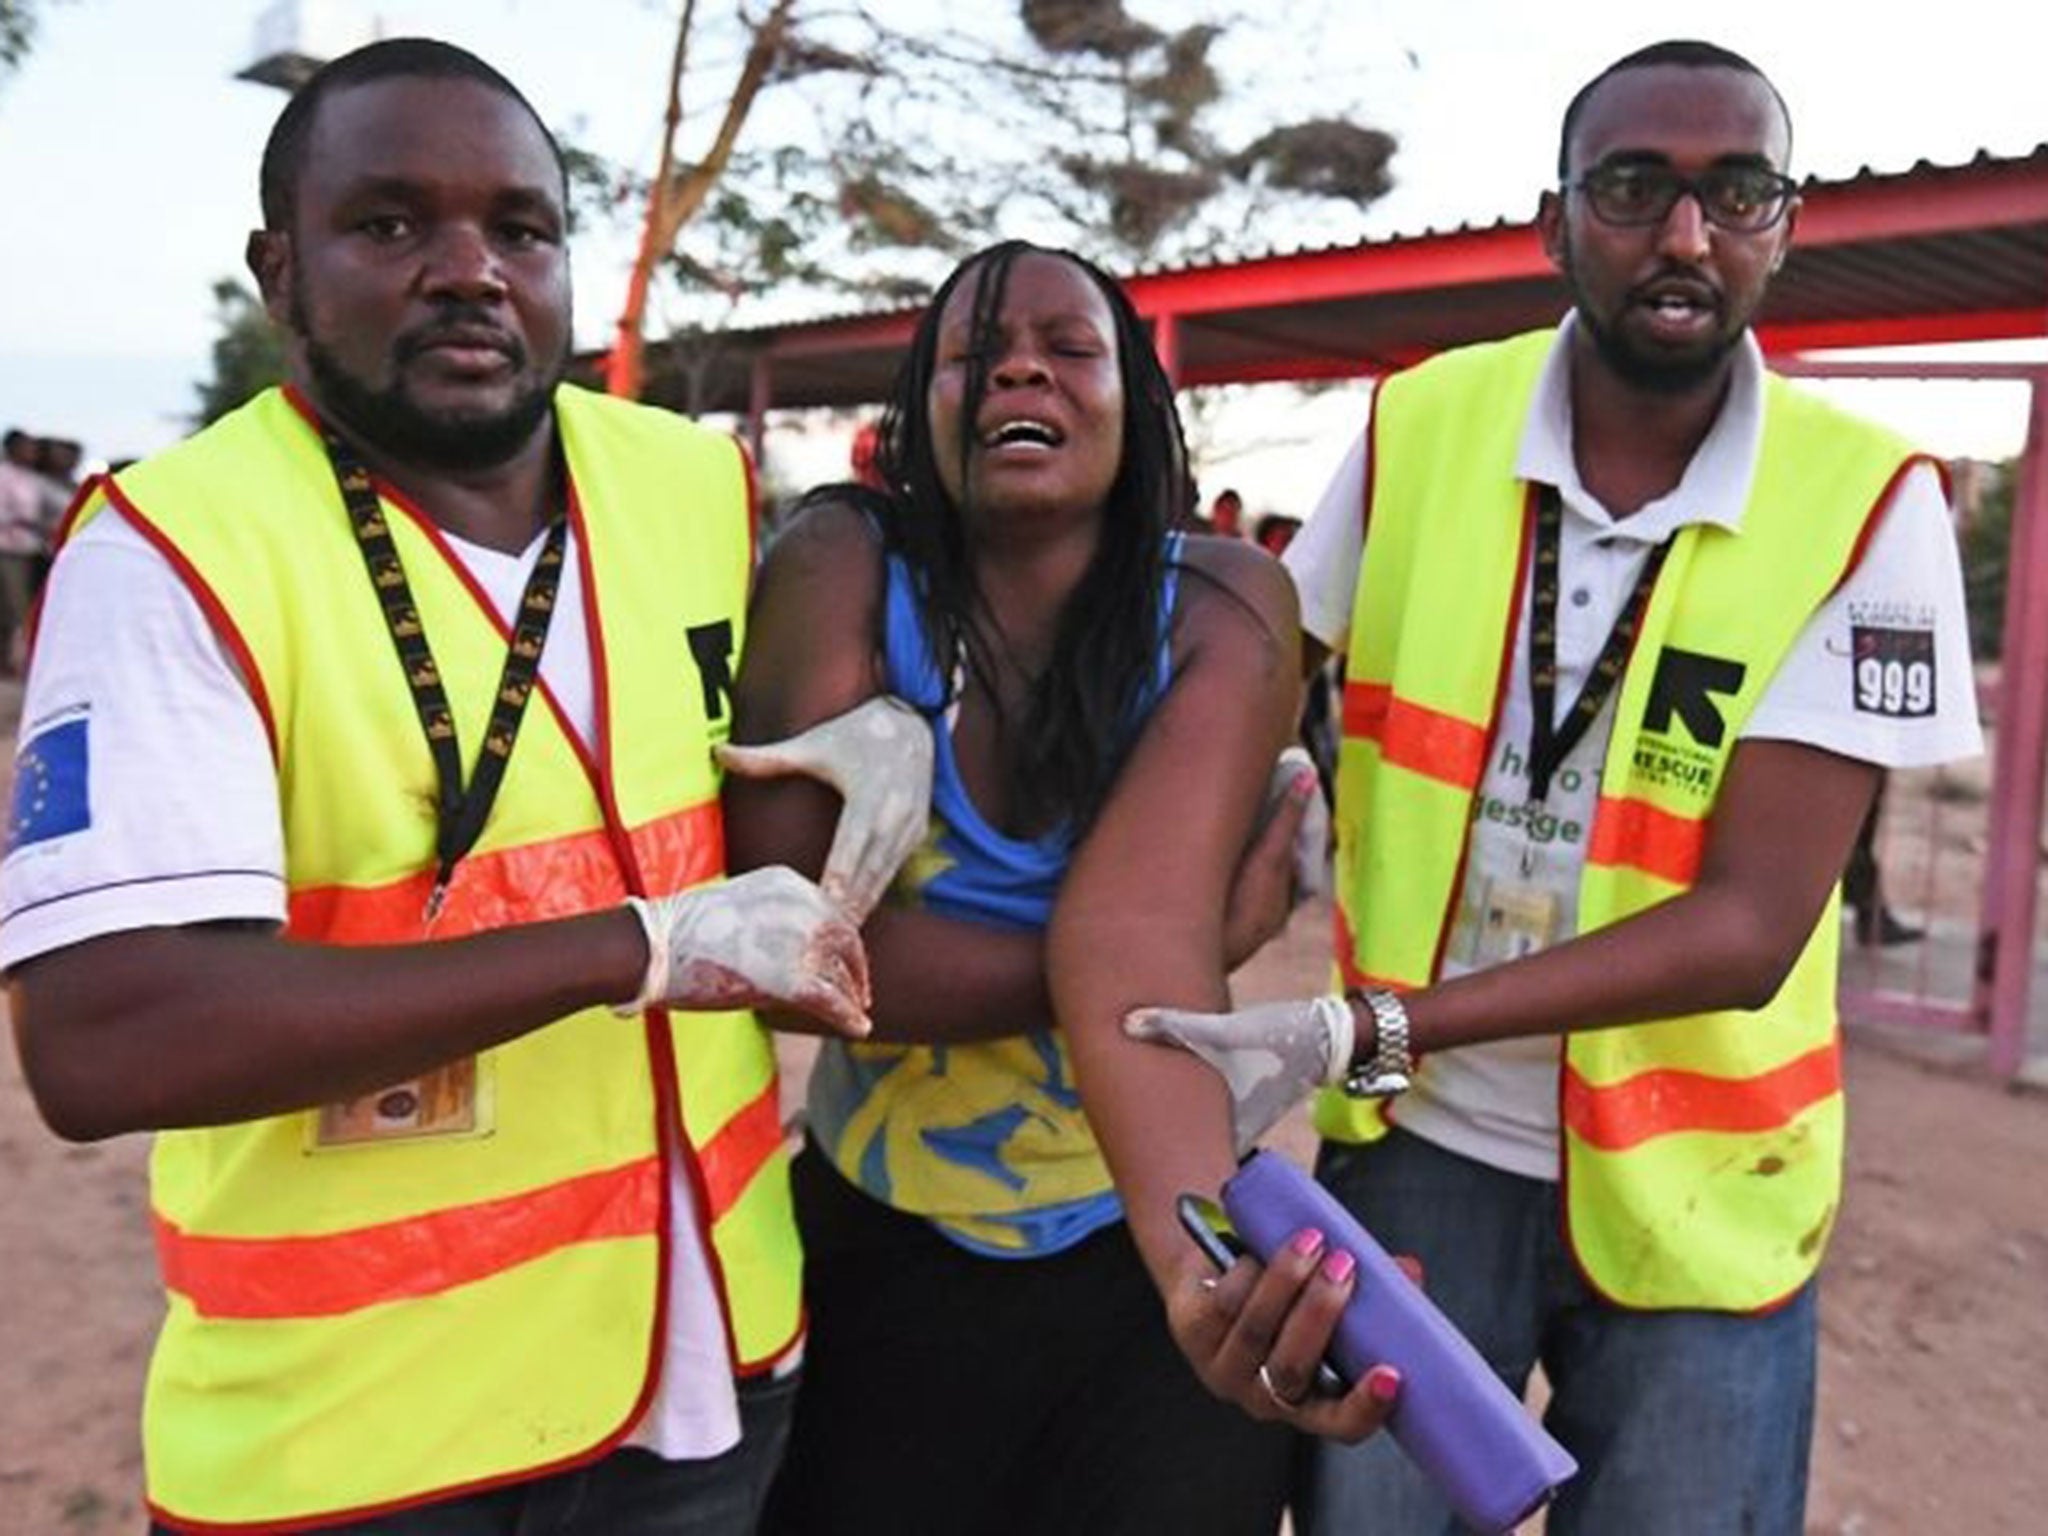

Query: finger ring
left=1258, top=1363, right=1306, bottom=1409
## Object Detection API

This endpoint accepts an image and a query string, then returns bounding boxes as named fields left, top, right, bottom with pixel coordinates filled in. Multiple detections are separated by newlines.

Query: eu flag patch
left=9, top=715, right=91, bottom=853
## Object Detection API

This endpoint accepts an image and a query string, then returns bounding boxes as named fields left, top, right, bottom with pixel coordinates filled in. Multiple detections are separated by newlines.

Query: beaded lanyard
left=322, top=432, right=567, bottom=925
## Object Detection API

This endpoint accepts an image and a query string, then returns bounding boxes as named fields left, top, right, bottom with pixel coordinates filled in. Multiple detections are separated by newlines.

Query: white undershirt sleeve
left=0, top=509, right=287, bottom=971
left=1282, top=428, right=1372, bottom=653
left=1742, top=462, right=1984, bottom=768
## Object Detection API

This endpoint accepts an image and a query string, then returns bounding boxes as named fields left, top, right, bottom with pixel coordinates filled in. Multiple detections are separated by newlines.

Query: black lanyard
left=323, top=433, right=567, bottom=925
left=1526, top=484, right=1669, bottom=802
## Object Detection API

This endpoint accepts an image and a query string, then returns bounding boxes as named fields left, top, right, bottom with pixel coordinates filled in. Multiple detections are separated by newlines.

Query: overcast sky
left=2, top=0, right=2044, bottom=507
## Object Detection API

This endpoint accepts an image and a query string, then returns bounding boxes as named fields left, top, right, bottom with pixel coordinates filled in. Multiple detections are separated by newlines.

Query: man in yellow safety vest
left=2, top=37, right=931, bottom=1536
left=1130, top=38, right=1982, bottom=1536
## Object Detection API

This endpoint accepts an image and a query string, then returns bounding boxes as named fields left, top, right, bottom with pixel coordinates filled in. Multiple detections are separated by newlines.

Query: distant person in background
left=1842, top=775, right=1923, bottom=946
left=1253, top=512, right=1302, bottom=557
left=1207, top=485, right=1246, bottom=538
left=31, top=436, right=84, bottom=594
left=849, top=419, right=886, bottom=491
left=1253, top=512, right=1337, bottom=807
left=0, top=429, right=45, bottom=675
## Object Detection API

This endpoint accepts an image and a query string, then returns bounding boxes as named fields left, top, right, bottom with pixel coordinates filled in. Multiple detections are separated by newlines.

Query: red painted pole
left=1153, top=311, right=1180, bottom=390
left=1984, top=374, right=2048, bottom=1077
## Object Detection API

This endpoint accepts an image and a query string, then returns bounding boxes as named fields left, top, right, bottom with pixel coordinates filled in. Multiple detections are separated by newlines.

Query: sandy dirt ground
left=1, top=712, right=2044, bottom=1533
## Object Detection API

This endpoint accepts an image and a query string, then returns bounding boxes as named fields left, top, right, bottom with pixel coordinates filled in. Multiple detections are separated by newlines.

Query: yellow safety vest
left=1316, top=331, right=1927, bottom=1311
left=81, top=385, right=798, bottom=1528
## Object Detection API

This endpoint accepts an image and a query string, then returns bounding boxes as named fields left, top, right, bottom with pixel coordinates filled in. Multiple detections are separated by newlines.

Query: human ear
left=1536, top=190, right=1567, bottom=273
left=245, top=230, right=293, bottom=325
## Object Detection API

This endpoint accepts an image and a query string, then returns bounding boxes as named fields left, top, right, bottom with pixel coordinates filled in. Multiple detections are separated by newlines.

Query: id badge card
left=1467, top=876, right=1562, bottom=967
left=309, top=1057, right=495, bottom=1150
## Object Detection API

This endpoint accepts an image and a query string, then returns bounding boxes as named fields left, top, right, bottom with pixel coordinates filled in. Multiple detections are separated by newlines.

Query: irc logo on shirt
left=8, top=713, right=91, bottom=854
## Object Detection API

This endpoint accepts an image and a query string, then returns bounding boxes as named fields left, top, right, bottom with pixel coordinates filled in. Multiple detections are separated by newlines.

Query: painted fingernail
left=1290, top=1228, right=1326, bottom=1259
left=1366, top=1366, right=1401, bottom=1404
left=1321, top=1249, right=1356, bottom=1285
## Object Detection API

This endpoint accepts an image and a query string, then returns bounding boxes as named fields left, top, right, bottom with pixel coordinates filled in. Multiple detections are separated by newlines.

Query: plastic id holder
left=1220, top=1150, right=1577, bottom=1534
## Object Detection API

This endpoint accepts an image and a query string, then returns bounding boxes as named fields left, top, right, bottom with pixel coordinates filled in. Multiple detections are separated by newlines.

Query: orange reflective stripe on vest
left=1562, top=1044, right=1841, bottom=1153
left=1586, top=793, right=1705, bottom=886
left=695, top=1085, right=786, bottom=1217
left=154, top=1156, right=662, bottom=1319
left=288, top=803, right=722, bottom=942
left=1342, top=680, right=1491, bottom=790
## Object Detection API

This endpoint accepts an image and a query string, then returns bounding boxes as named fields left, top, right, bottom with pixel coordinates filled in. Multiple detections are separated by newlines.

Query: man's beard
left=293, top=299, right=565, bottom=473
left=1565, top=251, right=1744, bottom=396
left=1577, top=306, right=1740, bottom=396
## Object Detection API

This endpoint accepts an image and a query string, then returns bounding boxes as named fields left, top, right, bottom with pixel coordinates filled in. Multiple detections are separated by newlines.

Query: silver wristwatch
left=1342, top=987, right=1414, bottom=1098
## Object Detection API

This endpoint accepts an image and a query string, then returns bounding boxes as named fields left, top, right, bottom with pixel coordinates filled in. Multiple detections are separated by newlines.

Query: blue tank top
left=806, top=535, right=1183, bottom=1256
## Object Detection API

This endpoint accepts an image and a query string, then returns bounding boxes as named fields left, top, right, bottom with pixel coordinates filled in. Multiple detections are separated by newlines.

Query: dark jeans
left=760, top=1144, right=1292, bottom=1536
left=1297, top=1129, right=1817, bottom=1536
left=151, top=1374, right=797, bottom=1536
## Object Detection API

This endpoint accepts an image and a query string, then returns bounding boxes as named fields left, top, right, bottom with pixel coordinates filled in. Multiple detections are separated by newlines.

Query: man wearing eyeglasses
left=1125, top=38, right=1980, bottom=1535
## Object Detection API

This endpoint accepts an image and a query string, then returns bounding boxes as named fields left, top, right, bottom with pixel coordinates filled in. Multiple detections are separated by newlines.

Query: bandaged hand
left=1124, top=994, right=1353, bottom=1152
left=620, top=867, right=872, bottom=1037
left=715, top=696, right=934, bottom=921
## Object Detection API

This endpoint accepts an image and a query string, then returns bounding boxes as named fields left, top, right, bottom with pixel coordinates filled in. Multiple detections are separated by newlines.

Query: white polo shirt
left=1285, top=319, right=1983, bottom=1180
left=0, top=508, right=745, bottom=1460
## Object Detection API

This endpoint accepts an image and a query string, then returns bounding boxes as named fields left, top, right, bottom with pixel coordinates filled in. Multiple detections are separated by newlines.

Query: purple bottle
left=1222, top=1150, right=1578, bottom=1534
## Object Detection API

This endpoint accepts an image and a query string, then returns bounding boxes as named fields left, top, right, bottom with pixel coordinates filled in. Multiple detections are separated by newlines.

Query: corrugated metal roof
left=606, top=147, right=2048, bottom=415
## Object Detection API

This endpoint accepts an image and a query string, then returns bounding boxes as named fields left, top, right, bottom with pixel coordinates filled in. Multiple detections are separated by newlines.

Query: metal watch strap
left=1343, top=987, right=1414, bottom=1098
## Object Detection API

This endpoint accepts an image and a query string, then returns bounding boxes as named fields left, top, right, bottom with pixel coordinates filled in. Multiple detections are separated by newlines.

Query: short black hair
left=1557, top=40, right=1791, bottom=180
left=258, top=37, right=565, bottom=231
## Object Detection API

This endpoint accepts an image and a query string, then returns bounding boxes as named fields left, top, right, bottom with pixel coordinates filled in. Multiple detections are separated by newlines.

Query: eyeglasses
left=1566, top=163, right=1799, bottom=233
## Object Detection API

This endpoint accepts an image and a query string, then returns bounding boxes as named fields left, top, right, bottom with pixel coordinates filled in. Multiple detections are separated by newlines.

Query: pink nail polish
left=1321, top=1249, right=1357, bottom=1285
left=1290, top=1227, right=1326, bottom=1259
left=1367, top=1366, right=1401, bottom=1404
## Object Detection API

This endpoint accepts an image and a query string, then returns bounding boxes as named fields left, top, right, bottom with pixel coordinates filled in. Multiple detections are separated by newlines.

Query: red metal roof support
left=1152, top=310, right=1181, bottom=390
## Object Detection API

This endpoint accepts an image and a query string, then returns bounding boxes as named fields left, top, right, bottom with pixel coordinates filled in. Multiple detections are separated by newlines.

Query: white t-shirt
left=1285, top=319, right=1984, bottom=1180
left=0, top=508, right=745, bottom=1460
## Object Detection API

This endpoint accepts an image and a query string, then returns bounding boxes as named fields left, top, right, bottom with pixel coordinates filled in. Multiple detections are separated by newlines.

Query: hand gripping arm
left=619, top=866, right=872, bottom=1037
left=1124, top=994, right=1353, bottom=1152
left=715, top=695, right=934, bottom=921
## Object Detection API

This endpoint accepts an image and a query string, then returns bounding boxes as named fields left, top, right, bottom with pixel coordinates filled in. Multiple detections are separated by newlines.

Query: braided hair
left=836, top=240, right=1195, bottom=834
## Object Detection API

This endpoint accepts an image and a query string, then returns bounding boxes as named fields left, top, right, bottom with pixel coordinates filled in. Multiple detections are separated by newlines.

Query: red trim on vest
left=577, top=490, right=781, bottom=1380
left=1829, top=452, right=1945, bottom=599
left=1561, top=1041, right=1841, bottom=1152
left=155, top=1155, right=662, bottom=1320
left=1586, top=794, right=1705, bottom=885
left=100, top=479, right=281, bottom=765
left=696, top=1083, right=786, bottom=1218
left=286, top=804, right=721, bottom=943
left=1332, top=905, right=1410, bottom=993
left=49, top=469, right=103, bottom=553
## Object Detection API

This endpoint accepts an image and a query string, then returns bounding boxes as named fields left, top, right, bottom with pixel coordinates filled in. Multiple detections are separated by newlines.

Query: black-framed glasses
left=1566, top=163, right=1799, bottom=233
